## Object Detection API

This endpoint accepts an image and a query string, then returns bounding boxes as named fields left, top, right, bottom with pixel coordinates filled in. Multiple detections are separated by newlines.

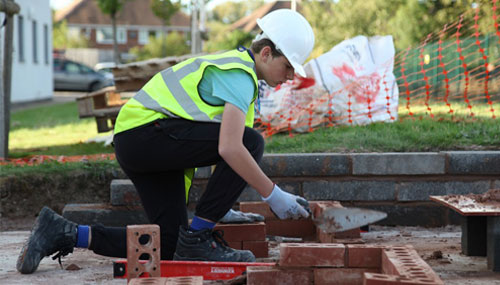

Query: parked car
left=94, top=62, right=116, bottom=83
left=53, top=58, right=113, bottom=92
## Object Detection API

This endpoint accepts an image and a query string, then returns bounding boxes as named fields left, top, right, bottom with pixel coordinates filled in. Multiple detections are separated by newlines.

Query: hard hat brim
left=290, top=60, right=307, bottom=77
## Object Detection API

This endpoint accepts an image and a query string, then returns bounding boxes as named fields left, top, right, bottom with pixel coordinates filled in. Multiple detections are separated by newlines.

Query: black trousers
left=88, top=118, right=265, bottom=260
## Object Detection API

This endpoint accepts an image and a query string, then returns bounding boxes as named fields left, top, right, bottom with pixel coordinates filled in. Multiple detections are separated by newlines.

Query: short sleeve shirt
left=197, top=66, right=255, bottom=114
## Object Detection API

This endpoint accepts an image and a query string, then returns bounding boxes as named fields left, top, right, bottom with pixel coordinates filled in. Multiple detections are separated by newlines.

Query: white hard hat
left=256, top=9, right=315, bottom=77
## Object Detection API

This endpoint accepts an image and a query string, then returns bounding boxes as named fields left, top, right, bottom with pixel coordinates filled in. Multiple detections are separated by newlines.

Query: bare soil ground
left=0, top=219, right=499, bottom=284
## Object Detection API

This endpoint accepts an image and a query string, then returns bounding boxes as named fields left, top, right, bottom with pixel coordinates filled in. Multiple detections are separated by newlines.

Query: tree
left=96, top=0, right=125, bottom=64
left=203, top=21, right=253, bottom=53
left=151, top=0, right=181, bottom=57
left=130, top=31, right=189, bottom=60
left=52, top=11, right=88, bottom=49
left=209, top=1, right=263, bottom=24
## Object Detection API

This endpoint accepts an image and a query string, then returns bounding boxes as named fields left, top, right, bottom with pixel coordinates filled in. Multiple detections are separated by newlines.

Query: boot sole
left=16, top=207, right=53, bottom=274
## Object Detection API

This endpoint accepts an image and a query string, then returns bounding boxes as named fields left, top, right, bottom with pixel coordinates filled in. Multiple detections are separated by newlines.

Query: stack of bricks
left=128, top=276, right=203, bottom=285
left=246, top=244, right=444, bottom=284
left=239, top=201, right=361, bottom=241
left=213, top=222, right=268, bottom=258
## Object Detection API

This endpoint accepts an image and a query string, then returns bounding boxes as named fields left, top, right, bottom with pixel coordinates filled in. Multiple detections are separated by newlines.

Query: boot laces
left=211, top=230, right=229, bottom=247
left=50, top=239, right=75, bottom=269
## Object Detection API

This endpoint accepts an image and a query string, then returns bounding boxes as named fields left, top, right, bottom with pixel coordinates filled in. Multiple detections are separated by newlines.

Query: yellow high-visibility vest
left=114, top=49, right=259, bottom=203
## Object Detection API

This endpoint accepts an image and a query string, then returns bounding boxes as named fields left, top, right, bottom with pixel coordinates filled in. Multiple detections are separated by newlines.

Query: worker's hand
left=219, top=209, right=265, bottom=224
left=262, top=184, right=310, bottom=220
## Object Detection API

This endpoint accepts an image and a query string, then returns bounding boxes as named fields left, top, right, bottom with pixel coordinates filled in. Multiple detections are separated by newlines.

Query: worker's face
left=258, top=47, right=295, bottom=87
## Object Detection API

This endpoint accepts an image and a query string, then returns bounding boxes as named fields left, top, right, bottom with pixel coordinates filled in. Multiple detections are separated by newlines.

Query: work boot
left=173, top=226, right=255, bottom=262
left=17, top=207, right=78, bottom=274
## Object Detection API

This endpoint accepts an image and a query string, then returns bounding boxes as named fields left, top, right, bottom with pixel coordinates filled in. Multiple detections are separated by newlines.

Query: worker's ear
left=260, top=46, right=272, bottom=63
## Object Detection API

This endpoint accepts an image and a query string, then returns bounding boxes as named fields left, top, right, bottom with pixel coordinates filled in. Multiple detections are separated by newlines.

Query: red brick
left=243, top=240, right=268, bottom=258
left=279, top=243, right=345, bottom=267
left=314, top=268, right=379, bottom=285
left=214, top=222, right=266, bottom=242
left=317, top=227, right=335, bottom=243
left=347, top=245, right=385, bottom=268
left=240, top=202, right=277, bottom=220
left=381, top=247, right=444, bottom=285
left=128, top=277, right=167, bottom=285
left=363, top=272, right=442, bottom=285
left=247, top=266, right=313, bottom=285
left=310, top=201, right=343, bottom=218
left=126, top=225, right=161, bottom=281
left=266, top=219, right=316, bottom=238
left=335, top=228, right=361, bottom=239
left=226, top=241, right=242, bottom=249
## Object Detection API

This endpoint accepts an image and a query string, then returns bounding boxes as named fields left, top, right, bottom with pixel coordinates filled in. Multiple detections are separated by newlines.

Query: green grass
left=7, top=100, right=500, bottom=157
left=9, top=102, right=114, bottom=158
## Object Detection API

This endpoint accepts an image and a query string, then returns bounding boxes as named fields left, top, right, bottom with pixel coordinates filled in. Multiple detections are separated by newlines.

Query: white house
left=1, top=0, right=52, bottom=103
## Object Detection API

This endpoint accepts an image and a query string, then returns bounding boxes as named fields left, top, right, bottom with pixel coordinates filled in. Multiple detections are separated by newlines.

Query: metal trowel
left=312, top=207, right=387, bottom=233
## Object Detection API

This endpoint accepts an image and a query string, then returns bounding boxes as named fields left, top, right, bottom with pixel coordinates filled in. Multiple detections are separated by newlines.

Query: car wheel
left=89, top=82, right=101, bottom=92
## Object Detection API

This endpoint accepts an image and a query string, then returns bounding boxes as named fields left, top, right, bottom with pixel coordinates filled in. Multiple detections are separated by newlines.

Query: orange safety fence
left=255, top=0, right=500, bottom=137
left=0, top=153, right=116, bottom=167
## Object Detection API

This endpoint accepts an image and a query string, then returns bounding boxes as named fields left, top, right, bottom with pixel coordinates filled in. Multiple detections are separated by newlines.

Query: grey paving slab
left=446, top=151, right=500, bottom=174
left=303, top=180, right=396, bottom=201
left=260, top=153, right=350, bottom=177
left=352, top=153, right=445, bottom=175
left=397, top=180, right=491, bottom=201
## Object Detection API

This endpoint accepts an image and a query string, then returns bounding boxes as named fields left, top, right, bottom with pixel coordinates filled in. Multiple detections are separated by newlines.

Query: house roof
left=231, top=1, right=302, bottom=33
left=55, top=0, right=190, bottom=27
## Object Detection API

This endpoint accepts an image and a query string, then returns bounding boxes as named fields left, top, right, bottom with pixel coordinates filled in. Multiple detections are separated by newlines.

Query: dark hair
left=250, top=37, right=283, bottom=58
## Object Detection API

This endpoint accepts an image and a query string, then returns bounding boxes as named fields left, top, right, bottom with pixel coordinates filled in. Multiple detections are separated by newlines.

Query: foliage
left=129, top=32, right=190, bottom=60
left=52, top=11, right=88, bottom=49
left=208, top=0, right=264, bottom=24
left=203, top=22, right=253, bottom=52
left=96, top=0, right=126, bottom=63
left=301, top=0, right=490, bottom=54
left=151, top=0, right=181, bottom=25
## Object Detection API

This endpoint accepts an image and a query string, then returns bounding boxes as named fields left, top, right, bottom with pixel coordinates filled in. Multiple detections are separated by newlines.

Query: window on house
left=18, top=15, right=24, bottom=62
left=44, top=24, right=49, bottom=65
left=32, top=20, right=38, bottom=63
left=96, top=27, right=127, bottom=44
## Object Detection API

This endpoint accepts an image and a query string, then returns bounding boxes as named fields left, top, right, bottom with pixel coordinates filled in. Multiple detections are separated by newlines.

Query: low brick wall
left=184, top=151, right=500, bottom=227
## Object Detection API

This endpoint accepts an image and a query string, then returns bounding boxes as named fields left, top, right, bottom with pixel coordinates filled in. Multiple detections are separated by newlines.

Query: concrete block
left=246, top=266, right=313, bottom=285
left=303, top=181, right=396, bottom=201
left=126, top=225, right=161, bottom=281
left=346, top=203, right=452, bottom=227
left=462, top=216, right=487, bottom=256
left=446, top=151, right=500, bottom=174
left=260, top=153, right=350, bottom=177
left=397, top=180, right=491, bottom=201
left=279, top=243, right=345, bottom=267
left=110, top=179, right=140, bottom=206
left=352, top=153, right=445, bottom=175
left=110, top=179, right=207, bottom=205
left=63, top=203, right=149, bottom=226
left=487, top=216, right=500, bottom=272
left=238, top=182, right=300, bottom=202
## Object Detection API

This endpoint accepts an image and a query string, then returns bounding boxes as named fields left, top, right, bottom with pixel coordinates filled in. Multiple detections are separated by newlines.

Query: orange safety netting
left=255, top=0, right=500, bottom=137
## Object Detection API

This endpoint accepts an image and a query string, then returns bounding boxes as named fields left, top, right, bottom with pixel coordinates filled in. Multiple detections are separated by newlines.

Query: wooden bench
left=76, top=86, right=128, bottom=133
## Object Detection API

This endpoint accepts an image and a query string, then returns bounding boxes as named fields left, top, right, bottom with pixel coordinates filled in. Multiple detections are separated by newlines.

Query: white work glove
left=262, top=184, right=310, bottom=220
left=219, top=209, right=265, bottom=224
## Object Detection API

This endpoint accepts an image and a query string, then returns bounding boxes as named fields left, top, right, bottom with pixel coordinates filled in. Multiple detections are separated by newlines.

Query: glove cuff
left=262, top=184, right=282, bottom=205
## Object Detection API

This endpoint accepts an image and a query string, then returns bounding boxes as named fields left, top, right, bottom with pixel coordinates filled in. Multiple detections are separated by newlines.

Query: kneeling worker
left=17, top=9, right=314, bottom=274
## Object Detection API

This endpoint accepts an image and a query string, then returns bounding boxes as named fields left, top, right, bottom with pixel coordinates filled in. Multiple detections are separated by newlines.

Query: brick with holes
left=126, top=225, right=161, bottom=281
left=314, top=268, right=379, bottom=285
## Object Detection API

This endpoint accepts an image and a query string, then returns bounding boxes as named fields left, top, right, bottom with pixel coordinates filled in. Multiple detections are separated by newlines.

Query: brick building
left=54, top=0, right=191, bottom=56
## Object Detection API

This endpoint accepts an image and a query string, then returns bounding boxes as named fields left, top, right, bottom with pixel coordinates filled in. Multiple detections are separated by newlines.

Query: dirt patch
left=0, top=168, right=126, bottom=226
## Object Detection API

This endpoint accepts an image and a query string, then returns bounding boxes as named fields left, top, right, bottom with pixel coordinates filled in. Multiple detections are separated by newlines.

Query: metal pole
left=0, top=0, right=20, bottom=159
left=190, top=0, right=198, bottom=54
